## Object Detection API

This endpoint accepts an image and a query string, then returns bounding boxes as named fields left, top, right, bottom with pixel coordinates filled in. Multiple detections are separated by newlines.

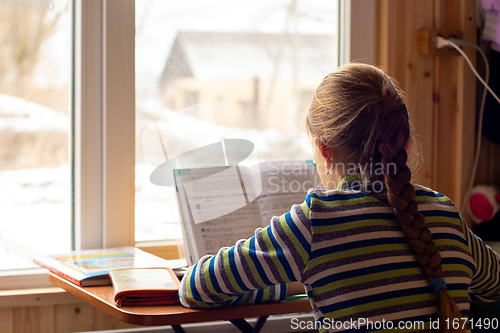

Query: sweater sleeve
left=178, top=199, right=311, bottom=309
left=464, top=218, right=500, bottom=302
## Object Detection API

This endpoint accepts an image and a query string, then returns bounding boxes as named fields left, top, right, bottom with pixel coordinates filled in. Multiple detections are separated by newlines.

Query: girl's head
left=307, top=63, right=464, bottom=332
left=306, top=63, right=410, bottom=183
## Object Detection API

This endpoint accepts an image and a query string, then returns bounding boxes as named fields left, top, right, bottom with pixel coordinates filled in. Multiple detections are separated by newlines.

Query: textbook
left=174, top=160, right=318, bottom=264
left=34, top=247, right=181, bottom=286
left=109, top=267, right=180, bottom=307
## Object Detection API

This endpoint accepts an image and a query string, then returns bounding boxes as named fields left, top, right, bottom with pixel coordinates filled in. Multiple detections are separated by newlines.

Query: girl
left=179, top=63, right=500, bottom=333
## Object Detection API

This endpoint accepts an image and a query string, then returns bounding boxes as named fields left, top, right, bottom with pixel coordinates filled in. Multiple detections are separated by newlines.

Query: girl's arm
left=178, top=200, right=311, bottom=309
left=464, top=218, right=500, bottom=302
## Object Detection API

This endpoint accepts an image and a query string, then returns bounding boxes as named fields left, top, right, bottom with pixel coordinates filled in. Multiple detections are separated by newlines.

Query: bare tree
left=0, top=3, right=68, bottom=97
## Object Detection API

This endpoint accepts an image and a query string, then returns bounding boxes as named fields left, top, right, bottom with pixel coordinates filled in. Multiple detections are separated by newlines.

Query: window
left=0, top=0, right=72, bottom=271
left=0, top=0, right=344, bottom=289
left=0, top=0, right=136, bottom=290
left=135, top=0, right=339, bottom=242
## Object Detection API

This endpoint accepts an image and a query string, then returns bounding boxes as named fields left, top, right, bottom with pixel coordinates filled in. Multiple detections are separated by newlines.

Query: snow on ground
left=0, top=162, right=181, bottom=270
left=135, top=163, right=183, bottom=241
left=0, top=165, right=71, bottom=270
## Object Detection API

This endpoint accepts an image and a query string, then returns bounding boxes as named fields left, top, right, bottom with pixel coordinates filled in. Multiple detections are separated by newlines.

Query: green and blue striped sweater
left=179, top=174, right=500, bottom=332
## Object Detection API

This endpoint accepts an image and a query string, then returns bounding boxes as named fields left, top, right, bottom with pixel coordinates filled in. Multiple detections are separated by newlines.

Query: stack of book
left=34, top=246, right=184, bottom=306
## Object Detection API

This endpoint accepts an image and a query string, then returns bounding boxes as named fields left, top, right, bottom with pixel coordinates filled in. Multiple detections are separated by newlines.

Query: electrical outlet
left=417, top=29, right=463, bottom=56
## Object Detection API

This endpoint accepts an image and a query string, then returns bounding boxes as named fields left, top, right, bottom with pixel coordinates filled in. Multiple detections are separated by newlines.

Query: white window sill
left=0, top=286, right=80, bottom=308
left=0, top=242, right=182, bottom=292
left=0, top=268, right=54, bottom=291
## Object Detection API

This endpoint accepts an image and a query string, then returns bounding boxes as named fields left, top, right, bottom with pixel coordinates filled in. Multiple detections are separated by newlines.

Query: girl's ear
left=313, top=137, right=333, bottom=165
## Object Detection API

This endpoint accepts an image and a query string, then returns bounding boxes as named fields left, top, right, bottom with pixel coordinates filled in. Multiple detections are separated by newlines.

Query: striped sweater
left=179, top=173, right=500, bottom=332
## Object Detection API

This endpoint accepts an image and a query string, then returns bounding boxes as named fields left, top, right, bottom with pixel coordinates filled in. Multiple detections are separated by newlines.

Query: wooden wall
left=0, top=289, right=139, bottom=332
left=0, top=303, right=139, bottom=332
left=377, top=0, right=479, bottom=219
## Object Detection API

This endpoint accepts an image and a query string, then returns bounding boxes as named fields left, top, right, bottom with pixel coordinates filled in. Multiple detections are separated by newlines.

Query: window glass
left=135, top=0, right=338, bottom=242
left=0, top=0, right=71, bottom=270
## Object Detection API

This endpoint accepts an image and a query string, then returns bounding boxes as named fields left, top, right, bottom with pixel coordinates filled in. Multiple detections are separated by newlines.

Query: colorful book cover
left=34, top=247, right=183, bottom=286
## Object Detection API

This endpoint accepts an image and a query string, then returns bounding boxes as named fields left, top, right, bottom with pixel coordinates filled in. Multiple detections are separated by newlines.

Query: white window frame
left=0, top=0, right=371, bottom=291
left=339, top=0, right=376, bottom=65
left=75, top=0, right=135, bottom=250
left=0, top=0, right=135, bottom=290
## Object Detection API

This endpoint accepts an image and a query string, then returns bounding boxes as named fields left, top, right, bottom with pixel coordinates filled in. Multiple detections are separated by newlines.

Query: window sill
left=136, top=241, right=181, bottom=260
left=0, top=243, right=182, bottom=292
left=0, top=287, right=81, bottom=308
left=0, top=269, right=54, bottom=291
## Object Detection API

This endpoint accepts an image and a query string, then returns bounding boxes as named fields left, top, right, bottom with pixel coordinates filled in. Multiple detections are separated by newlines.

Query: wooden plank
left=13, top=307, right=41, bottom=333
left=93, top=307, right=138, bottom=330
left=39, top=305, right=55, bottom=333
left=378, top=0, right=407, bottom=79
left=0, top=308, right=13, bottom=333
left=433, top=0, right=463, bottom=205
left=404, top=0, right=434, bottom=187
left=434, top=55, right=460, bottom=202
left=393, top=1, right=408, bottom=83
left=377, top=0, right=435, bottom=188
left=54, top=303, right=94, bottom=333
left=456, top=0, right=478, bottom=211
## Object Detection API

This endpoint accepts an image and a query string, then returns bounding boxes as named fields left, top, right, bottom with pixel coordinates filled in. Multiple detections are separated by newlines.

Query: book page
left=179, top=166, right=247, bottom=224
left=251, top=160, right=319, bottom=226
left=187, top=203, right=261, bottom=261
left=175, top=166, right=262, bottom=264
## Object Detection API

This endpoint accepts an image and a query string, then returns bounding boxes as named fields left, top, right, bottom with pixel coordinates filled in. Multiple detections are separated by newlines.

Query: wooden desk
left=49, top=273, right=312, bottom=329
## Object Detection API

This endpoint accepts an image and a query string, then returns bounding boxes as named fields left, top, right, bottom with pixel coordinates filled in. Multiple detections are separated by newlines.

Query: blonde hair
left=306, top=63, right=464, bottom=333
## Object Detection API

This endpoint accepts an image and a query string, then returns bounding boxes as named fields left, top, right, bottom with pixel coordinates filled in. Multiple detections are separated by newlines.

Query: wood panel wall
left=377, top=0, right=478, bottom=223
left=0, top=303, right=138, bottom=332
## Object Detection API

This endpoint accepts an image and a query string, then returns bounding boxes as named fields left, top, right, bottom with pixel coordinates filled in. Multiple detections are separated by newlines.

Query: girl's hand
left=287, top=282, right=305, bottom=296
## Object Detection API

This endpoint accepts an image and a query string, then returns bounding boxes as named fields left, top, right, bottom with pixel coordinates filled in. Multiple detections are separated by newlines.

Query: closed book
left=109, top=267, right=181, bottom=307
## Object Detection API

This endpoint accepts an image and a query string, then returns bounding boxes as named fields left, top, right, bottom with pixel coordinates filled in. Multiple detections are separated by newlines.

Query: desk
left=49, top=273, right=312, bottom=332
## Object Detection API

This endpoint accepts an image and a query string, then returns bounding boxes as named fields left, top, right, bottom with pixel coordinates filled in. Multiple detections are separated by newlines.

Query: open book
left=174, top=160, right=318, bottom=264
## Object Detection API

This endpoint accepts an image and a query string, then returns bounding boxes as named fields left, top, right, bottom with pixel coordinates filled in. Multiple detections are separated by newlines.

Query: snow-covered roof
left=161, top=31, right=336, bottom=83
left=0, top=94, right=68, bottom=132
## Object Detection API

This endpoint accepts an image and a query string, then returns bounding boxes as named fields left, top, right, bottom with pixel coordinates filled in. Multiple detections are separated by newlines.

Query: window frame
left=0, top=0, right=371, bottom=291
left=0, top=0, right=135, bottom=290
left=75, top=0, right=136, bottom=250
